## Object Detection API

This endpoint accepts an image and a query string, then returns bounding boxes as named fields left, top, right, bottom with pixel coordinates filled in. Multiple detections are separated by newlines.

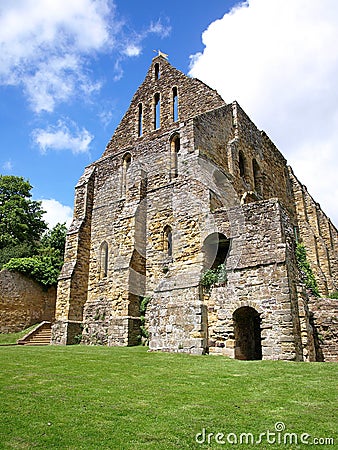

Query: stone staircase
left=17, top=321, right=52, bottom=346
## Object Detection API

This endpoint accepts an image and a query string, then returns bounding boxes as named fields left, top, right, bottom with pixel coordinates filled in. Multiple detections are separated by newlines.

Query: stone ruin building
left=52, top=55, right=338, bottom=361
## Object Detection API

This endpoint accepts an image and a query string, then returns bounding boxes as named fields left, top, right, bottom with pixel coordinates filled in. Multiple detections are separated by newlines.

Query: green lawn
left=0, top=325, right=38, bottom=345
left=0, top=345, right=336, bottom=449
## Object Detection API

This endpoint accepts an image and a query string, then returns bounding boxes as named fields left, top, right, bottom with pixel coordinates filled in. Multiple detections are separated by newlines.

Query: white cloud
left=123, top=44, right=142, bottom=57
left=119, top=18, right=171, bottom=66
left=0, top=0, right=112, bottom=112
left=148, top=19, right=171, bottom=38
left=0, top=1, right=171, bottom=111
left=32, top=120, right=93, bottom=154
left=40, top=199, right=73, bottom=229
left=189, top=0, right=338, bottom=226
left=2, top=160, right=13, bottom=171
left=98, top=109, right=113, bottom=128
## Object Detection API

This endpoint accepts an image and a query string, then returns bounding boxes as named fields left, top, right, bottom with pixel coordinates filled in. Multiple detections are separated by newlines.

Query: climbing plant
left=295, top=243, right=319, bottom=297
left=139, top=296, right=151, bottom=344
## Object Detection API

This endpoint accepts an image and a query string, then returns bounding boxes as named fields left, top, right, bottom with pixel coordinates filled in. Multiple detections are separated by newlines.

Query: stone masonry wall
left=192, top=103, right=296, bottom=221
left=232, top=103, right=295, bottom=217
left=309, top=297, right=338, bottom=362
left=206, top=199, right=303, bottom=360
left=0, top=269, right=56, bottom=333
left=79, top=67, right=228, bottom=347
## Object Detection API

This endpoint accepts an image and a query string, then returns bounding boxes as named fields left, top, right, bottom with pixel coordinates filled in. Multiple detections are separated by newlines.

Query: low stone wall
left=309, top=297, right=338, bottom=361
left=0, top=269, right=56, bottom=333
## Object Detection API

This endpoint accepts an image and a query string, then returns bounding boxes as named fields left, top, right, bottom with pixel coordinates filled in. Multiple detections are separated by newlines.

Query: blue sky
left=1, top=0, right=338, bottom=228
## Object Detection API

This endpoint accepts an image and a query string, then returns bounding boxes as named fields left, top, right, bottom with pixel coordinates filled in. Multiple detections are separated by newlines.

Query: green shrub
left=296, top=243, right=319, bottom=297
left=200, top=263, right=227, bottom=292
left=328, top=291, right=338, bottom=299
left=4, top=252, right=62, bottom=288
left=3, top=223, right=67, bottom=288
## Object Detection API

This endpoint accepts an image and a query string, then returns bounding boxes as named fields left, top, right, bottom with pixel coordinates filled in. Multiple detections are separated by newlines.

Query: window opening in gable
left=138, top=103, right=143, bottom=137
left=122, top=153, right=132, bottom=197
left=154, top=93, right=160, bottom=130
left=172, top=87, right=178, bottom=122
left=252, top=158, right=262, bottom=194
left=155, top=63, right=160, bottom=80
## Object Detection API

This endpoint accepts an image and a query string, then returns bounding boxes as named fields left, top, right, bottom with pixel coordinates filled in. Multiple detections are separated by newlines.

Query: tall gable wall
left=103, top=55, right=225, bottom=156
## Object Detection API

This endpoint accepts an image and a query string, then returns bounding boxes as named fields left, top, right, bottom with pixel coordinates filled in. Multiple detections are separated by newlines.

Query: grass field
left=0, top=345, right=336, bottom=449
left=0, top=325, right=37, bottom=345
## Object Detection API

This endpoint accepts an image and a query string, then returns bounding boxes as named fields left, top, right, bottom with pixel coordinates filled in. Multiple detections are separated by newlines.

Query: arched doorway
left=233, top=307, right=262, bottom=360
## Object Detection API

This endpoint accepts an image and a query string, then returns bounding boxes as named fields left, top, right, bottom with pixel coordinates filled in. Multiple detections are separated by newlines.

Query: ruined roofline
left=288, top=165, right=338, bottom=232
left=230, top=100, right=287, bottom=166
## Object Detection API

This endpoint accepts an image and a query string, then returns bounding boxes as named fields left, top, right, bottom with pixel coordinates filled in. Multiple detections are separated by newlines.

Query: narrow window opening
left=154, top=93, right=160, bottom=130
left=239, top=151, right=245, bottom=178
left=172, top=87, right=178, bottom=122
left=122, top=153, right=132, bottom=197
left=154, top=63, right=160, bottom=80
left=163, top=225, right=172, bottom=257
left=124, top=153, right=131, bottom=171
left=170, top=134, right=180, bottom=179
left=138, top=103, right=143, bottom=137
left=100, top=241, right=108, bottom=279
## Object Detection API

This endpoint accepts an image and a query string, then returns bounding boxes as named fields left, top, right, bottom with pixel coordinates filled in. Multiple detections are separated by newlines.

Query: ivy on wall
left=139, top=296, right=151, bottom=344
left=296, top=243, right=319, bottom=297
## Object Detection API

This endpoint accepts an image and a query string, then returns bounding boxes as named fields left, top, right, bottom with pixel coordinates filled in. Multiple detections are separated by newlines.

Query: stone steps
left=17, top=321, right=51, bottom=346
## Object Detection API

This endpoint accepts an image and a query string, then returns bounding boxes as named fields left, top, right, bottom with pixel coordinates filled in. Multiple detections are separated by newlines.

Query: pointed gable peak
left=152, top=49, right=169, bottom=60
left=104, top=56, right=225, bottom=156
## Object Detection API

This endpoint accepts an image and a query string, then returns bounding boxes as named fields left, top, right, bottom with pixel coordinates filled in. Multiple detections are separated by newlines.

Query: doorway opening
left=233, top=306, right=262, bottom=360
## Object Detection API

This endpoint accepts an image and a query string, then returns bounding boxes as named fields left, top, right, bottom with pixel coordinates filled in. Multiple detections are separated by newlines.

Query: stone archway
left=233, top=306, right=262, bottom=360
left=202, top=232, right=230, bottom=270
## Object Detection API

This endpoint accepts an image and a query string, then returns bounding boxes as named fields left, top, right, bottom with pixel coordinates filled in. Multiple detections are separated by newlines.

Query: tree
left=0, top=175, right=47, bottom=249
left=0, top=175, right=68, bottom=286
left=0, top=242, right=35, bottom=269
left=40, top=222, right=67, bottom=260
